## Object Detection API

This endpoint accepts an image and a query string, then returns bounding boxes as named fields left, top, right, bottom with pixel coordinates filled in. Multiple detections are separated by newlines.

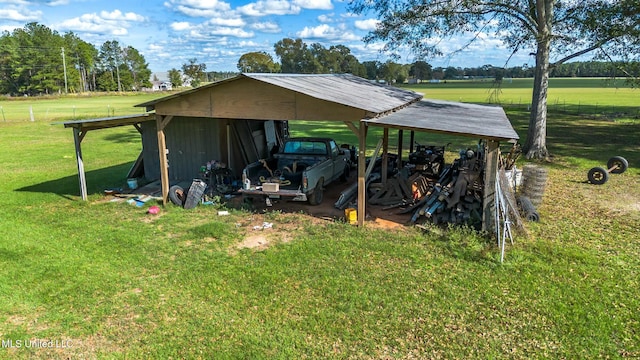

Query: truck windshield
left=283, top=141, right=327, bottom=155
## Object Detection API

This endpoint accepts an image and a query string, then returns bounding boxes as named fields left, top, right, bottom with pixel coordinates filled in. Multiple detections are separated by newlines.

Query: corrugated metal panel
left=245, top=73, right=422, bottom=114
left=165, top=117, right=223, bottom=181
left=140, top=118, right=282, bottom=181
left=136, top=74, right=422, bottom=116
left=141, top=121, right=160, bottom=180
left=365, top=99, right=519, bottom=141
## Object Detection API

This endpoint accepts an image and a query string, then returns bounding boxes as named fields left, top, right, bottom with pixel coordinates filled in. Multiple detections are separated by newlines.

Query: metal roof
left=136, top=73, right=422, bottom=115
left=60, top=113, right=153, bottom=131
left=365, top=99, right=519, bottom=141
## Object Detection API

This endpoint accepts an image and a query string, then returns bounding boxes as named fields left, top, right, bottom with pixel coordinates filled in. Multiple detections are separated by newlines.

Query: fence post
left=0, top=106, right=5, bottom=122
left=29, top=106, right=34, bottom=122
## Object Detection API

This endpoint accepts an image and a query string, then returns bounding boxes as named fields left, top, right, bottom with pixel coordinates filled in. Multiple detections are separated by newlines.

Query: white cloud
left=293, top=0, right=332, bottom=10
left=251, top=21, right=280, bottom=33
left=317, top=13, right=333, bottom=23
left=170, top=21, right=191, bottom=31
left=0, top=7, right=41, bottom=21
left=238, top=0, right=301, bottom=17
left=354, top=18, right=379, bottom=31
left=207, top=17, right=245, bottom=27
left=297, top=23, right=359, bottom=42
left=47, top=0, right=71, bottom=5
left=56, top=9, right=146, bottom=36
left=209, top=26, right=253, bottom=38
left=166, top=0, right=232, bottom=17
left=100, top=9, right=145, bottom=22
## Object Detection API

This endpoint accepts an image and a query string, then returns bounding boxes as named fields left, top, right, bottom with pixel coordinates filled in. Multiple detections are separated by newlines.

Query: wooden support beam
left=357, top=121, right=368, bottom=226
left=157, top=115, right=172, bottom=205
left=397, top=129, right=404, bottom=170
left=344, top=121, right=360, bottom=137
left=382, top=127, right=389, bottom=185
left=482, top=140, right=499, bottom=234
left=73, top=127, right=88, bottom=200
left=409, top=131, right=415, bottom=153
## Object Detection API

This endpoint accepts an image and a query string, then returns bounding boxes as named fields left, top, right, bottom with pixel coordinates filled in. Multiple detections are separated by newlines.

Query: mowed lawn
left=0, top=80, right=639, bottom=358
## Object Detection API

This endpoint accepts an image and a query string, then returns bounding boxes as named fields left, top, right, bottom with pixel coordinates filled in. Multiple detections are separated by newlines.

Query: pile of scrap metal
left=335, top=141, right=488, bottom=229
left=399, top=146, right=485, bottom=228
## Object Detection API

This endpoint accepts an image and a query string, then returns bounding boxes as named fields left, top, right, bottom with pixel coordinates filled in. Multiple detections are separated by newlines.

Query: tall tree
left=409, top=60, right=432, bottom=82
left=349, top=0, right=640, bottom=160
left=274, top=38, right=311, bottom=73
left=168, top=68, right=183, bottom=88
left=98, top=40, right=123, bottom=91
left=122, top=46, right=151, bottom=90
left=237, top=51, right=280, bottom=73
left=182, top=58, right=207, bottom=87
left=63, top=32, right=97, bottom=92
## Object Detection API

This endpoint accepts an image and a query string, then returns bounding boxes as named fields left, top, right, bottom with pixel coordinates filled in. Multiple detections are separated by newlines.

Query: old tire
left=169, top=185, right=187, bottom=206
left=308, top=178, right=324, bottom=205
left=607, top=156, right=628, bottom=174
left=588, top=167, right=609, bottom=185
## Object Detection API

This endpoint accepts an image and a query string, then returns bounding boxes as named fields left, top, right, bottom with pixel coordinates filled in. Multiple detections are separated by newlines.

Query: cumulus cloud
left=354, top=18, right=379, bottom=31
left=170, top=21, right=191, bottom=31
left=0, top=7, right=42, bottom=21
left=56, top=9, right=146, bottom=36
left=165, top=0, right=232, bottom=17
left=237, top=0, right=301, bottom=17
left=317, top=13, right=333, bottom=23
left=251, top=21, right=280, bottom=33
left=293, top=0, right=332, bottom=10
left=208, top=17, right=245, bottom=27
left=297, top=23, right=359, bottom=42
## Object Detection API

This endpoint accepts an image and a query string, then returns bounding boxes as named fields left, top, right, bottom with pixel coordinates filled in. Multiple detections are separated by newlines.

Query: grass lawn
left=0, top=81, right=639, bottom=358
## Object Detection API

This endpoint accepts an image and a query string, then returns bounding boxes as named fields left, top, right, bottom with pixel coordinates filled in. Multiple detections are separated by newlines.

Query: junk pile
left=335, top=142, right=488, bottom=229
left=398, top=145, right=486, bottom=229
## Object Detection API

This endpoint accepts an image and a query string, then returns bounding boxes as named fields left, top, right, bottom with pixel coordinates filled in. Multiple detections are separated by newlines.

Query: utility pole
left=61, top=47, right=68, bottom=94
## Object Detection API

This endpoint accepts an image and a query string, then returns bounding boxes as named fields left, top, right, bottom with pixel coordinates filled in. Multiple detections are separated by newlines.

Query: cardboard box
left=262, top=182, right=280, bottom=192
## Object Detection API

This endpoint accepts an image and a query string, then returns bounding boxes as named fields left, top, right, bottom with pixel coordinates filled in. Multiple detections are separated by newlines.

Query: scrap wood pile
left=371, top=148, right=486, bottom=229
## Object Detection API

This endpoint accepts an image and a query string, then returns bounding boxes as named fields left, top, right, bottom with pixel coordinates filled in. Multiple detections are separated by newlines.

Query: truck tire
left=169, top=185, right=187, bottom=206
left=309, top=178, right=324, bottom=205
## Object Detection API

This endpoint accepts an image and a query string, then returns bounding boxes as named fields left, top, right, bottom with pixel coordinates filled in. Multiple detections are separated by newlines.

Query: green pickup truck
left=240, top=137, right=354, bottom=205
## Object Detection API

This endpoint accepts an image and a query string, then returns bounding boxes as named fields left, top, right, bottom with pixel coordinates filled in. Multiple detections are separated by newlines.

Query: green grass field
left=0, top=79, right=639, bottom=358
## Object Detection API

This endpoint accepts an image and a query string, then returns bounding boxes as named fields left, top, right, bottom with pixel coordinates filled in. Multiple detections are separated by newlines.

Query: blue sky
left=0, top=0, right=535, bottom=73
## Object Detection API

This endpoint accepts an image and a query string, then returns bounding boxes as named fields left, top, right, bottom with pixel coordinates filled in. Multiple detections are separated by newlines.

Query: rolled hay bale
left=517, top=196, right=540, bottom=222
left=520, top=164, right=548, bottom=206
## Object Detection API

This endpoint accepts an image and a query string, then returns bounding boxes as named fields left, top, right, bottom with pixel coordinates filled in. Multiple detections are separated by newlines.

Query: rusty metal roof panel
left=365, top=99, right=519, bottom=141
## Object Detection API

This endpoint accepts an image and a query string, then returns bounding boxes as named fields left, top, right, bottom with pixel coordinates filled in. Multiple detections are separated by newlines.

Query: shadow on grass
left=505, top=108, right=640, bottom=168
left=15, top=162, right=134, bottom=200
left=102, top=129, right=141, bottom=144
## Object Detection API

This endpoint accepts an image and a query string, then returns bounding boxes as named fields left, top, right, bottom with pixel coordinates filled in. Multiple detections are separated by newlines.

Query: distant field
left=0, top=92, right=164, bottom=122
left=1, top=78, right=638, bottom=123
left=402, top=78, right=640, bottom=114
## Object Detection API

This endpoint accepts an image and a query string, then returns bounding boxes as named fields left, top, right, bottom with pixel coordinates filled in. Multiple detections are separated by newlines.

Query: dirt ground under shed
left=228, top=172, right=410, bottom=230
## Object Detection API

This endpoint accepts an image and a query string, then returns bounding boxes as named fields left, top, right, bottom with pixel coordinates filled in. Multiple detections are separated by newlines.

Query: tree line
left=0, top=22, right=151, bottom=96
left=229, top=38, right=637, bottom=85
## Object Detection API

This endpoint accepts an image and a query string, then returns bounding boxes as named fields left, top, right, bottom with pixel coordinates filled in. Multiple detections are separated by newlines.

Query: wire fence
left=0, top=103, right=146, bottom=123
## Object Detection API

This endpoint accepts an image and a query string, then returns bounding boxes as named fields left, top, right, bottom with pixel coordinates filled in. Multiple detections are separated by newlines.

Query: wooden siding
left=153, top=77, right=369, bottom=121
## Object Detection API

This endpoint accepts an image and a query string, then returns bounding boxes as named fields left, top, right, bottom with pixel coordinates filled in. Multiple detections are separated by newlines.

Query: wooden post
left=409, top=131, right=415, bottom=153
left=397, top=129, right=404, bottom=170
left=482, top=140, right=499, bottom=234
left=73, top=127, right=88, bottom=200
left=157, top=115, right=173, bottom=205
left=357, top=121, right=368, bottom=226
left=381, top=127, right=389, bottom=185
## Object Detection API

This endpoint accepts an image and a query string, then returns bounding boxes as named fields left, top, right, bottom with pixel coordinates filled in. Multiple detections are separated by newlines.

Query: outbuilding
left=63, top=73, right=518, bottom=232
